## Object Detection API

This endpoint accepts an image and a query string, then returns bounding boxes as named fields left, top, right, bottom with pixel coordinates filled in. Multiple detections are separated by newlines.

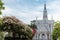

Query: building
left=31, top=3, right=54, bottom=40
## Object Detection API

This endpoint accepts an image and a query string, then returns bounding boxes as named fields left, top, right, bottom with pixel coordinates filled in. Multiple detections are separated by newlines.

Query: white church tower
left=32, top=2, right=54, bottom=40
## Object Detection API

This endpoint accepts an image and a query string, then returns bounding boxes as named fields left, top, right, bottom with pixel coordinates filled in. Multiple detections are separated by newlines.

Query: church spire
left=43, top=2, right=48, bottom=20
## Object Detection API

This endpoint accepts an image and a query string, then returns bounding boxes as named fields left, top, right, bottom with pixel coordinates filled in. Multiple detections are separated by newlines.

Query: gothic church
left=31, top=3, right=54, bottom=40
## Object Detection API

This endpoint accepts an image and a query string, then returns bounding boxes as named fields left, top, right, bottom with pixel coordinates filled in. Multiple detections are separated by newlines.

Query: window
left=41, top=34, right=45, bottom=40
left=39, top=34, right=40, bottom=36
left=42, top=34, right=45, bottom=36
left=49, top=24, right=51, bottom=27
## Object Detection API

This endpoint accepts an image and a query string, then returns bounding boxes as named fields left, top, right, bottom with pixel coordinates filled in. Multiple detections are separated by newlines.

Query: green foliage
left=28, top=23, right=37, bottom=29
left=2, top=16, right=34, bottom=40
left=58, top=36, right=60, bottom=40
left=0, top=18, right=3, bottom=31
left=54, top=21, right=60, bottom=27
left=0, top=18, right=4, bottom=40
left=52, top=21, right=60, bottom=40
left=0, top=32, right=4, bottom=40
left=0, top=0, right=5, bottom=15
left=0, top=0, right=5, bottom=40
left=28, top=23, right=37, bottom=38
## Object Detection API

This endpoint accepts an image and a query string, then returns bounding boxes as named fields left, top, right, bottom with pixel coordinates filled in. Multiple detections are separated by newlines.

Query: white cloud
left=2, top=6, right=15, bottom=17
left=2, top=0, right=60, bottom=24
left=47, top=1, right=60, bottom=21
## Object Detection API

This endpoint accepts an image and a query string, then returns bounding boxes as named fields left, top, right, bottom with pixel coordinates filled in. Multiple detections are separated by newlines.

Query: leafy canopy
left=52, top=21, right=60, bottom=40
left=0, top=0, right=5, bottom=15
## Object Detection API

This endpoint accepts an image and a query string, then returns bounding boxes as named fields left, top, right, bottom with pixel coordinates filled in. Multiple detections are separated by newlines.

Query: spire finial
left=44, top=1, right=46, bottom=10
left=43, top=1, right=48, bottom=20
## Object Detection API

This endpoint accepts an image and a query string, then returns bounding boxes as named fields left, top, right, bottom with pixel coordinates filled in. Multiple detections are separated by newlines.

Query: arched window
left=39, top=34, right=40, bottom=36
left=41, top=34, right=45, bottom=40
left=36, top=35, right=37, bottom=38
left=42, top=34, right=45, bottom=36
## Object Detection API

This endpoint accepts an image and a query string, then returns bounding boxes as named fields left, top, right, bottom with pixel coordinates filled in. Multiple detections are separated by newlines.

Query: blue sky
left=2, top=0, right=60, bottom=24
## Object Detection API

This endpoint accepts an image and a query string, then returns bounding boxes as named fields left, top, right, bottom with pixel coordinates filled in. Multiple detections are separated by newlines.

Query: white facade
left=31, top=3, right=54, bottom=40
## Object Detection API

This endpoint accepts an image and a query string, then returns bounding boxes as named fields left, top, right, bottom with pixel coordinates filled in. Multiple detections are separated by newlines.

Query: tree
left=58, top=36, right=60, bottom=40
left=52, top=21, right=60, bottom=40
left=2, top=16, right=34, bottom=40
left=0, top=0, right=5, bottom=40
left=0, top=0, right=5, bottom=15
left=28, top=22, right=37, bottom=37
left=0, top=18, right=4, bottom=40
left=0, top=32, right=4, bottom=40
left=29, top=23, right=37, bottom=29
